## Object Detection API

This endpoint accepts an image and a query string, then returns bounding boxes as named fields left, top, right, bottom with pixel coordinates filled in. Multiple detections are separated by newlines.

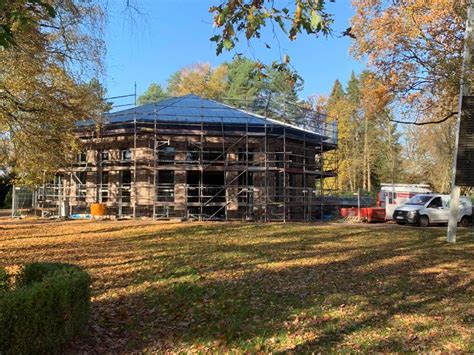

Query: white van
left=393, top=194, right=472, bottom=227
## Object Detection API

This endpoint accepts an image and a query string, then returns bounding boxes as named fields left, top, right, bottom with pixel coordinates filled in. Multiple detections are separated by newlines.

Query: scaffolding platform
left=12, top=94, right=338, bottom=221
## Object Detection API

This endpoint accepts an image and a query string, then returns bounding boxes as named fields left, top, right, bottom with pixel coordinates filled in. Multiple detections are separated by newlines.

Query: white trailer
left=379, top=183, right=432, bottom=220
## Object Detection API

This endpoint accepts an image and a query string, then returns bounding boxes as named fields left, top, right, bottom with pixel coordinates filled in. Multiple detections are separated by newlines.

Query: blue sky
left=104, top=0, right=366, bottom=104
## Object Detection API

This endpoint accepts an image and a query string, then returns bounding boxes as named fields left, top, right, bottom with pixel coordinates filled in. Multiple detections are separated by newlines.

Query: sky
left=104, top=0, right=366, bottom=105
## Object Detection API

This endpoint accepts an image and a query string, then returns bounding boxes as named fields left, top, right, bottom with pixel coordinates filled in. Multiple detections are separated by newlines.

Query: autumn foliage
left=316, top=72, right=401, bottom=192
left=168, top=63, right=229, bottom=99
left=351, top=0, right=465, bottom=123
left=1, top=220, right=472, bottom=352
left=0, top=1, right=105, bottom=185
left=350, top=0, right=467, bottom=191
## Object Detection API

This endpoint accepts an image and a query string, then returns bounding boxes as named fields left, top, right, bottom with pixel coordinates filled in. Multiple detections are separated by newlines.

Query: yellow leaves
left=291, top=2, right=303, bottom=38
left=0, top=1, right=104, bottom=185
left=351, top=0, right=463, bottom=116
left=168, top=62, right=229, bottom=99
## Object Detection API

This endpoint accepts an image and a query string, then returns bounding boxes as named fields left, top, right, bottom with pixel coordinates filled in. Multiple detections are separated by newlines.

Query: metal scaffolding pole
left=11, top=185, right=16, bottom=218
left=221, top=119, right=228, bottom=221
left=283, top=126, right=287, bottom=223
left=68, top=171, right=73, bottom=217
left=41, top=171, right=46, bottom=218
left=264, top=120, right=268, bottom=222
left=132, top=113, right=137, bottom=218
left=245, top=118, right=249, bottom=220
left=199, top=100, right=204, bottom=221
left=303, top=131, right=307, bottom=222
left=153, top=115, right=157, bottom=220
left=320, top=142, right=324, bottom=221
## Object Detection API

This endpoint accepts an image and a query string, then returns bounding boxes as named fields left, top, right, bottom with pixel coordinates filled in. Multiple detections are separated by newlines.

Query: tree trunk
left=363, top=114, right=369, bottom=191
left=367, top=157, right=371, bottom=192
left=348, top=169, right=354, bottom=192
left=387, top=120, right=395, bottom=184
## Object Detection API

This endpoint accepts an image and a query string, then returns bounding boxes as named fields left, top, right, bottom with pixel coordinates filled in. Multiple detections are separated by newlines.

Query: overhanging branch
left=388, top=111, right=458, bottom=125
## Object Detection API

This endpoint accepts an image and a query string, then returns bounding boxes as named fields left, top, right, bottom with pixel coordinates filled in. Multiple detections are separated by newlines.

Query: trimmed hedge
left=0, top=268, right=8, bottom=294
left=0, top=263, right=91, bottom=354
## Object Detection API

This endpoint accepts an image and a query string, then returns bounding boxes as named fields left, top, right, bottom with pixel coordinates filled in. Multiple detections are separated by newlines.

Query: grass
left=0, top=219, right=473, bottom=352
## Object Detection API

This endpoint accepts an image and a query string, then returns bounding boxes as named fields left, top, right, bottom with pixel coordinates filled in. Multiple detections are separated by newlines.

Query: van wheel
left=418, top=215, right=429, bottom=227
left=460, top=216, right=470, bottom=228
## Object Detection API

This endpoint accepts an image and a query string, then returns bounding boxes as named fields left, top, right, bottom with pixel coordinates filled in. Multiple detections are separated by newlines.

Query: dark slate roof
left=104, top=94, right=268, bottom=125
left=78, top=94, right=336, bottom=144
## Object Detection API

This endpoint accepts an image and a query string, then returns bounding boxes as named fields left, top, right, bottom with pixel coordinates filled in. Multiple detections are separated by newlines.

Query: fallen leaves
left=0, top=220, right=472, bottom=353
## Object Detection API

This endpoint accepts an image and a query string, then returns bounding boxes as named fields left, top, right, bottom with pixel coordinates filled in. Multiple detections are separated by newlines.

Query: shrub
left=0, top=268, right=9, bottom=294
left=0, top=263, right=91, bottom=354
left=17, top=262, right=75, bottom=286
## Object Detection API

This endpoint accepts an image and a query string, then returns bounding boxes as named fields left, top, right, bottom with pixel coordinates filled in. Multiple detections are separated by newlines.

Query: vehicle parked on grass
left=393, top=194, right=472, bottom=227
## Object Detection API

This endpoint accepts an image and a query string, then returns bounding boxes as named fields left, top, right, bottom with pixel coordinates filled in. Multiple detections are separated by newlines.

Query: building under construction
left=13, top=94, right=338, bottom=221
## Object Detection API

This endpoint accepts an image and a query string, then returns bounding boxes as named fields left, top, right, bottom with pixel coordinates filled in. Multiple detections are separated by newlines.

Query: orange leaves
left=351, top=0, right=464, bottom=118
left=1, top=220, right=473, bottom=352
left=359, top=73, right=391, bottom=117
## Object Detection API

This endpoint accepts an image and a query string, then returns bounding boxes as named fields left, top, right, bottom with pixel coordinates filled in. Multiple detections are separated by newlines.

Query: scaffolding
left=12, top=95, right=338, bottom=221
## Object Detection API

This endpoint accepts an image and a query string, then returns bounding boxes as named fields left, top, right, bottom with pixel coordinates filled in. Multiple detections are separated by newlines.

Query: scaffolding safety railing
left=14, top=95, right=339, bottom=221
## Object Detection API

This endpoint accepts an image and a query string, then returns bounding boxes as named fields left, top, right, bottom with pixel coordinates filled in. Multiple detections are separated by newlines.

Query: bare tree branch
left=388, top=111, right=458, bottom=126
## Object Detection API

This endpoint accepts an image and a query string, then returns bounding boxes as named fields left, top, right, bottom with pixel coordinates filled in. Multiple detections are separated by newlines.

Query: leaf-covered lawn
left=0, top=219, right=472, bottom=352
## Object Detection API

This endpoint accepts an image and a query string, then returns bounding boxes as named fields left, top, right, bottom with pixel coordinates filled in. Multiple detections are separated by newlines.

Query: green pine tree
left=226, top=57, right=263, bottom=101
left=327, top=79, right=345, bottom=108
left=137, top=83, right=168, bottom=105
left=346, top=71, right=360, bottom=105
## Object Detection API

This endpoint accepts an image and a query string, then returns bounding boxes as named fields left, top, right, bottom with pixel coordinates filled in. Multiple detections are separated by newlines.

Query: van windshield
left=406, top=195, right=433, bottom=206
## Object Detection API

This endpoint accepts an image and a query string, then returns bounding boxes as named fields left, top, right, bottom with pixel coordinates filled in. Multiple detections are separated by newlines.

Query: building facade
left=32, top=95, right=337, bottom=221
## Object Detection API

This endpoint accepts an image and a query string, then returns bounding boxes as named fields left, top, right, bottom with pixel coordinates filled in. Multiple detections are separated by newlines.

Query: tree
left=224, top=60, right=304, bottom=124
left=323, top=78, right=361, bottom=192
left=85, top=79, right=113, bottom=114
left=0, top=172, right=12, bottom=208
left=225, top=57, right=264, bottom=101
left=167, top=63, right=229, bottom=99
left=164, top=57, right=303, bottom=109
left=351, top=0, right=465, bottom=124
left=320, top=72, right=402, bottom=193
left=264, top=66, right=302, bottom=104
left=373, top=115, right=403, bottom=187
left=358, top=71, right=393, bottom=191
left=323, top=91, right=354, bottom=191
left=0, top=0, right=56, bottom=48
left=210, top=1, right=333, bottom=55
left=350, top=1, right=466, bottom=191
left=346, top=71, right=360, bottom=105
left=0, top=1, right=105, bottom=185
left=402, top=120, right=456, bottom=192
left=138, top=83, right=168, bottom=105
left=327, top=79, right=344, bottom=108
